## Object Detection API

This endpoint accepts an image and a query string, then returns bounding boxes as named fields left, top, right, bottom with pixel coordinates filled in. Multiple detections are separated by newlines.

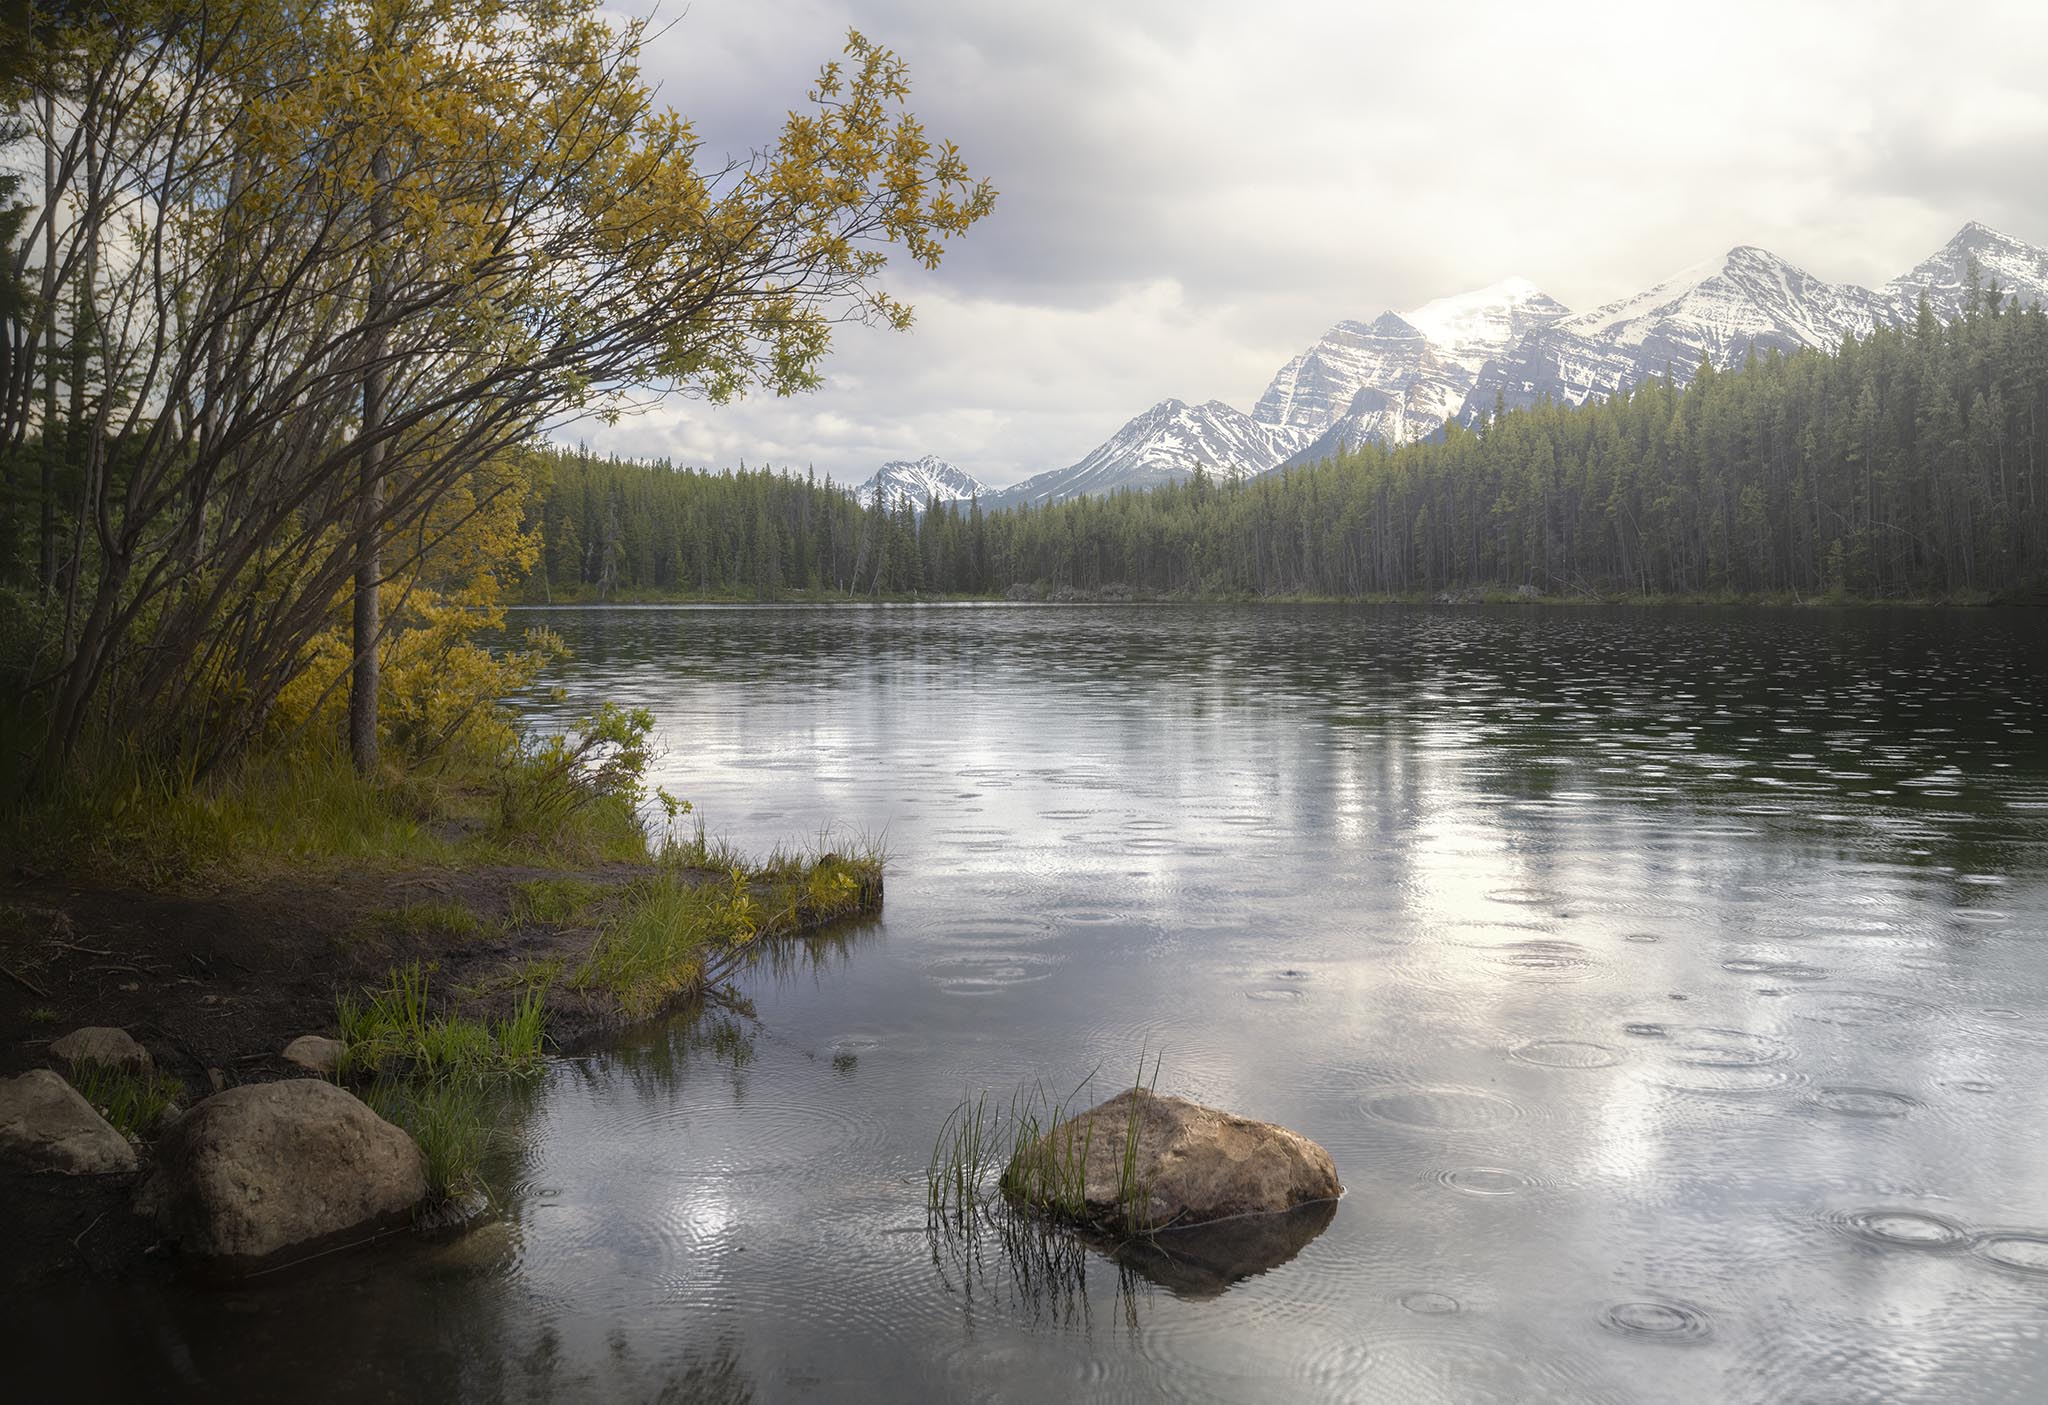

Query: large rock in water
left=140, top=1079, right=426, bottom=1265
left=0, top=1069, right=138, bottom=1174
left=1006, top=1089, right=1341, bottom=1232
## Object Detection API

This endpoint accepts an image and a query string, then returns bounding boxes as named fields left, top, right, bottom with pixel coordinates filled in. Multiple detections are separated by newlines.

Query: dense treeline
left=531, top=291, right=2048, bottom=602
left=527, top=451, right=904, bottom=598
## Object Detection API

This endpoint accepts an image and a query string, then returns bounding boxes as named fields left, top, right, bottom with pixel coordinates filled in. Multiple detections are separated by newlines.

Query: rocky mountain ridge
left=868, top=222, right=2048, bottom=507
left=853, top=454, right=988, bottom=514
left=985, top=399, right=1308, bottom=510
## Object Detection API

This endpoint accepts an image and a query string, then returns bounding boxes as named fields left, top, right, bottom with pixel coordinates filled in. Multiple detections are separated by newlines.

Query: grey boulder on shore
left=282, top=1034, right=345, bottom=1075
left=1008, top=1089, right=1341, bottom=1232
left=140, top=1078, right=426, bottom=1265
left=0, top=1069, right=138, bottom=1174
left=50, top=1026, right=152, bottom=1070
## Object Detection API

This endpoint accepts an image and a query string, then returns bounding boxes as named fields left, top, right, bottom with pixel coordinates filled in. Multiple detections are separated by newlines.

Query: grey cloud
left=584, top=0, right=2048, bottom=486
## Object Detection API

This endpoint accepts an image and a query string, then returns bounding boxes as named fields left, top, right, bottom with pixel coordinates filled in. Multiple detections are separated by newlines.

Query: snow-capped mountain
left=1255, top=280, right=1570, bottom=464
left=984, top=222, right=2047, bottom=507
left=1252, top=313, right=1461, bottom=445
left=855, top=455, right=987, bottom=513
left=1468, top=245, right=1890, bottom=419
left=1403, top=278, right=1578, bottom=377
left=987, top=399, right=1310, bottom=508
left=1886, top=221, right=2048, bottom=323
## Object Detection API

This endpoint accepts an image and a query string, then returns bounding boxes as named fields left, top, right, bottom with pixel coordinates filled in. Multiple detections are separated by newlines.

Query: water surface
left=55, top=606, right=2048, bottom=1400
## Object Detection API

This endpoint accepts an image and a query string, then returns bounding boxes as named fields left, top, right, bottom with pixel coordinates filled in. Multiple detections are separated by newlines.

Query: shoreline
left=514, top=586, right=2044, bottom=609
left=1, top=851, right=882, bottom=1290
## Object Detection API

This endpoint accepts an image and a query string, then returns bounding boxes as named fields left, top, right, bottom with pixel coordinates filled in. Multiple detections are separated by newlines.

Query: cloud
left=579, top=0, right=2048, bottom=486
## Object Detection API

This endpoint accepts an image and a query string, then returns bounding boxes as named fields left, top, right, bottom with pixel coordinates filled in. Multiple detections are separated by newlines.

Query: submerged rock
left=282, top=1035, right=345, bottom=1075
left=0, top=1069, right=138, bottom=1174
left=50, top=1026, right=151, bottom=1071
left=140, top=1079, right=425, bottom=1266
left=1005, top=1089, right=1341, bottom=1232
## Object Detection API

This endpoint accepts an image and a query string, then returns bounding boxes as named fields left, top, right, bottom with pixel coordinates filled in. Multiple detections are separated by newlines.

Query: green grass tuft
left=572, top=872, right=750, bottom=1016
left=355, top=900, right=490, bottom=945
left=67, top=1060, right=184, bottom=1141
left=508, top=877, right=603, bottom=927
left=337, top=962, right=547, bottom=1082
left=362, top=1080, right=495, bottom=1204
left=338, top=963, right=548, bottom=1212
left=573, top=840, right=883, bottom=1018
left=932, top=1052, right=1165, bottom=1239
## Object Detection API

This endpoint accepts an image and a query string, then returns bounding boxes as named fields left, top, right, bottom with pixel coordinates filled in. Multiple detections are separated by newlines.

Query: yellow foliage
left=230, top=4, right=993, bottom=410
left=272, top=452, right=562, bottom=765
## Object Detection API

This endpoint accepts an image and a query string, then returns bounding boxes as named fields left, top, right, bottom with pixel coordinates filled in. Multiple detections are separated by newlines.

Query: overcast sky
left=576, top=0, right=2048, bottom=488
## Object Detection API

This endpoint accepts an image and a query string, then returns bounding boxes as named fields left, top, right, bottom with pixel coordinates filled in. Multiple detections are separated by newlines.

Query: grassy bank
left=0, top=744, right=651, bottom=893
left=310, top=835, right=882, bottom=1201
left=1, top=721, right=885, bottom=1213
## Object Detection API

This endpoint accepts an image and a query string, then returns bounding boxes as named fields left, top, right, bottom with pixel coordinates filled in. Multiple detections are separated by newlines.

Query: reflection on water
left=20, top=604, right=2048, bottom=1402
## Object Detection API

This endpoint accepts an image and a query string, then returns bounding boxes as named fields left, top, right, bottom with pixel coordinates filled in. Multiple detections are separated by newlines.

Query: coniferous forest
left=529, top=292, right=2048, bottom=603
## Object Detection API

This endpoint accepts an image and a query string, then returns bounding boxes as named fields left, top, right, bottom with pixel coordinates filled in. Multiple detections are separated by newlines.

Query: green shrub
left=495, top=702, right=656, bottom=843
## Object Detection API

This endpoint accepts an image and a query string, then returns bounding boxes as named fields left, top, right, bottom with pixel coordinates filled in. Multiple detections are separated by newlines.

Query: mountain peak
left=1946, top=219, right=2032, bottom=253
left=856, top=454, right=986, bottom=513
left=1563, top=243, right=1846, bottom=342
left=1889, top=220, right=2048, bottom=316
left=1399, top=279, right=1570, bottom=373
left=988, top=398, right=1310, bottom=508
left=1403, top=274, right=1557, bottom=320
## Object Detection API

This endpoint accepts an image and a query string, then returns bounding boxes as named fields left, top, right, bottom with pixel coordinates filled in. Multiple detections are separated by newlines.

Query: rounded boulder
left=0, top=1069, right=138, bottom=1174
left=1005, top=1089, right=1341, bottom=1232
left=50, top=1026, right=151, bottom=1071
left=141, top=1079, right=426, bottom=1266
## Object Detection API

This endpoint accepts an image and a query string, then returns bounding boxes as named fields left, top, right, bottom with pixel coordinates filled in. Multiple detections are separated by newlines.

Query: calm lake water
left=49, top=605, right=2048, bottom=1400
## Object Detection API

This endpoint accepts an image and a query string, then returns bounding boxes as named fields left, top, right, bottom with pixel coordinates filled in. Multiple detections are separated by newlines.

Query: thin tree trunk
left=39, top=89, right=58, bottom=594
left=349, top=147, right=393, bottom=775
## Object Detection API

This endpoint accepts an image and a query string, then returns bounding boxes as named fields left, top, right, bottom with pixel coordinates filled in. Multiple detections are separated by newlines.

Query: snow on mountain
left=1253, top=313, right=1427, bottom=433
left=1467, top=246, right=1891, bottom=420
left=1886, top=221, right=2048, bottom=322
left=984, top=222, right=2047, bottom=507
left=988, top=399, right=1311, bottom=508
left=855, top=454, right=987, bottom=513
left=1400, top=277, right=1575, bottom=374
left=1251, top=280, right=1569, bottom=462
left=1562, top=245, right=1885, bottom=353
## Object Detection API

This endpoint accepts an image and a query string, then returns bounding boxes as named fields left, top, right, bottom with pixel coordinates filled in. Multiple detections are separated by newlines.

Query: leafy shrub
left=495, top=701, right=657, bottom=842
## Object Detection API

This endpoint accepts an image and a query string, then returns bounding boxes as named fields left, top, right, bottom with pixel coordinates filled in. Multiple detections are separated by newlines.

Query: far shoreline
left=512, top=587, right=2045, bottom=609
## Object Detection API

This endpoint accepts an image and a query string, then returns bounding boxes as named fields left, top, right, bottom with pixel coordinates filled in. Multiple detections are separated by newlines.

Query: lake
left=61, top=605, right=2048, bottom=1400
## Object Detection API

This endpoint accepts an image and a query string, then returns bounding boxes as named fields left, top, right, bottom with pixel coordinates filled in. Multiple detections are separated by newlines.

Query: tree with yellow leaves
left=1, top=0, right=993, bottom=779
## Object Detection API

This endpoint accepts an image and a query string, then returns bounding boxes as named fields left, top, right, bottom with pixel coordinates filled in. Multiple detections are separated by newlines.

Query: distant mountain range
left=862, top=221, right=2048, bottom=510
left=988, top=398, right=1306, bottom=508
